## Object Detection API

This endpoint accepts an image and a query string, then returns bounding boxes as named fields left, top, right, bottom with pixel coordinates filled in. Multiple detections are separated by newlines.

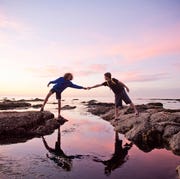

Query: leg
left=122, top=90, right=139, bottom=116
left=40, top=91, right=53, bottom=111
left=129, top=102, right=139, bottom=115
left=57, top=99, right=61, bottom=118
left=115, top=106, right=119, bottom=119
left=114, top=94, right=122, bottom=120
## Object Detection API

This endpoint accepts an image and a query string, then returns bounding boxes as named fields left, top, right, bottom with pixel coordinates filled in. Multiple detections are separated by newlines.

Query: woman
left=88, top=72, right=138, bottom=120
left=40, top=73, right=86, bottom=119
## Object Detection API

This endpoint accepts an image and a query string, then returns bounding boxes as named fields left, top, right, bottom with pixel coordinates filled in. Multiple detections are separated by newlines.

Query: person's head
left=64, top=73, right=73, bottom=80
left=104, top=72, right=111, bottom=81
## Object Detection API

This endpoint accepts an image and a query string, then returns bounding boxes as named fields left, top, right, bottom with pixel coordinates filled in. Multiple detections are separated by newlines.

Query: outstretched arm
left=88, top=84, right=103, bottom=89
left=69, top=82, right=87, bottom=89
left=118, top=81, right=129, bottom=92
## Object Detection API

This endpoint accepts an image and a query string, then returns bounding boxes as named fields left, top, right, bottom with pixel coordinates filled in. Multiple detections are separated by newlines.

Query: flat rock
left=87, top=101, right=180, bottom=155
left=0, top=101, right=31, bottom=110
left=61, top=105, right=76, bottom=110
left=0, top=111, right=60, bottom=144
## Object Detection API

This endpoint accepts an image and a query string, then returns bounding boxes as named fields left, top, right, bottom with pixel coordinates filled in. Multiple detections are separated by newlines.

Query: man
left=88, top=72, right=139, bottom=120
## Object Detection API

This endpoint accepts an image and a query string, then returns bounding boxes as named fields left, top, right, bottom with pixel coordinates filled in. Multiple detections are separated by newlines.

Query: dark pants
left=115, top=90, right=132, bottom=107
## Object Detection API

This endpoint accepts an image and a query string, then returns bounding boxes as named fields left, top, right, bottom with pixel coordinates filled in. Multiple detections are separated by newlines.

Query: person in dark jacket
left=93, top=131, right=133, bottom=176
left=88, top=72, right=139, bottom=120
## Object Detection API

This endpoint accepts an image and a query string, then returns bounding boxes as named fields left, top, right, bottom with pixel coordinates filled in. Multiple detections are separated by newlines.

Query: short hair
left=104, top=72, right=111, bottom=79
left=64, top=73, right=73, bottom=80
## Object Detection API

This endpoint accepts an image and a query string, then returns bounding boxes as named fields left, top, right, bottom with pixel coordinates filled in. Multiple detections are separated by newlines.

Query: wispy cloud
left=27, top=63, right=108, bottom=78
left=172, top=61, right=180, bottom=71
left=114, top=71, right=170, bottom=83
left=107, top=24, right=180, bottom=64
left=0, top=13, right=27, bottom=32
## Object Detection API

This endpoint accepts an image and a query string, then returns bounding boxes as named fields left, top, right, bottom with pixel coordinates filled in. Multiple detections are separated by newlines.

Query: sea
left=0, top=96, right=179, bottom=179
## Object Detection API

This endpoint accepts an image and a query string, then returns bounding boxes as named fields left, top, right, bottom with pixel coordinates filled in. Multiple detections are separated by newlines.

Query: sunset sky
left=0, top=0, right=180, bottom=98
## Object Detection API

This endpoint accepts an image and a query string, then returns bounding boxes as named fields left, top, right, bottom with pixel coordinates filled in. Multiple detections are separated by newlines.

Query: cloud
left=0, top=13, right=27, bottom=32
left=0, top=12, right=33, bottom=47
left=43, top=22, right=180, bottom=69
left=107, top=24, right=180, bottom=64
left=27, top=66, right=63, bottom=78
left=115, top=71, right=170, bottom=83
left=26, top=63, right=108, bottom=78
left=172, top=61, right=180, bottom=71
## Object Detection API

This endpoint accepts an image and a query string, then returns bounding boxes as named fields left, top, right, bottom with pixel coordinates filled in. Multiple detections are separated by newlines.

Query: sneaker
left=135, top=111, right=139, bottom=116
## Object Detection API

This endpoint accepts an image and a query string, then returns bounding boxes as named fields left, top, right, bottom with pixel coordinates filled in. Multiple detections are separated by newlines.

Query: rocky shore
left=87, top=100, right=180, bottom=155
left=0, top=98, right=43, bottom=110
left=0, top=111, right=60, bottom=144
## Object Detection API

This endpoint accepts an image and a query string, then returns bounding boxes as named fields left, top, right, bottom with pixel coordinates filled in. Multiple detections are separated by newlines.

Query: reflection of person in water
left=42, top=125, right=76, bottom=171
left=94, top=131, right=133, bottom=176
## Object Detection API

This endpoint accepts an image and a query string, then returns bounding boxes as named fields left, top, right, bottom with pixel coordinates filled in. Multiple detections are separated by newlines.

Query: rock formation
left=87, top=101, right=180, bottom=155
left=0, top=111, right=60, bottom=144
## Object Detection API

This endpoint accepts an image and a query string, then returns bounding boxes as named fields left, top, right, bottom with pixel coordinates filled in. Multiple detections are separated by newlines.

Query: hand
left=83, top=87, right=88, bottom=90
left=47, top=83, right=50, bottom=87
left=87, top=87, right=91, bottom=90
left=126, top=87, right=130, bottom=92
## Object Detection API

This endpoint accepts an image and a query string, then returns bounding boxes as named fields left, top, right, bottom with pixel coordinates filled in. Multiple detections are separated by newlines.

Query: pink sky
left=0, top=1, right=179, bottom=98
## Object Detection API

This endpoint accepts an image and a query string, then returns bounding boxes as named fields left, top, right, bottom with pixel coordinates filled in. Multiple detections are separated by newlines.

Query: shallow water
left=0, top=98, right=179, bottom=179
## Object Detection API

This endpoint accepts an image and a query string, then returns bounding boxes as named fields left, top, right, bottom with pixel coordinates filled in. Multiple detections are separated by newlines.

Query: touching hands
left=83, top=87, right=92, bottom=90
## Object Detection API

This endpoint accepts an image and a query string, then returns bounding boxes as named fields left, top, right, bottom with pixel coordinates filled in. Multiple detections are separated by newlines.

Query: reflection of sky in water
left=0, top=97, right=179, bottom=178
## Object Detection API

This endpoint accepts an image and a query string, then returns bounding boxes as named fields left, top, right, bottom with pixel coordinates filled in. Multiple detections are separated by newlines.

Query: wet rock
left=87, top=102, right=180, bottom=155
left=0, top=111, right=60, bottom=144
left=32, top=104, right=43, bottom=108
left=0, top=101, right=31, bottom=110
left=87, top=100, right=114, bottom=116
left=87, top=100, right=98, bottom=105
left=18, top=98, right=44, bottom=102
left=170, top=132, right=180, bottom=155
left=61, top=105, right=76, bottom=110
left=72, top=98, right=79, bottom=101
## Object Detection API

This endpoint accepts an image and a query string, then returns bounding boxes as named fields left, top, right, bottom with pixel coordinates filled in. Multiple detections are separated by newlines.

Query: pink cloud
left=106, top=24, right=180, bottom=64
left=89, top=64, right=107, bottom=71
left=0, top=13, right=25, bottom=32
left=172, top=62, right=180, bottom=71
left=27, top=63, right=108, bottom=78
left=27, top=66, right=67, bottom=78
left=113, top=71, right=170, bottom=83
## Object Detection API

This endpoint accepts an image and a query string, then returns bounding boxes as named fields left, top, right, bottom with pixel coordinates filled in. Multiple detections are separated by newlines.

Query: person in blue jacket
left=40, top=73, right=86, bottom=119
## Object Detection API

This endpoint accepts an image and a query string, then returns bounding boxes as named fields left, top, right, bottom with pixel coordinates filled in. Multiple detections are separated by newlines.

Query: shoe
left=135, top=111, right=139, bottom=116
left=56, top=116, right=68, bottom=123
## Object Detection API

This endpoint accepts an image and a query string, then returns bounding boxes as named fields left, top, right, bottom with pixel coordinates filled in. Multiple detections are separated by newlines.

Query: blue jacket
left=49, top=77, right=83, bottom=93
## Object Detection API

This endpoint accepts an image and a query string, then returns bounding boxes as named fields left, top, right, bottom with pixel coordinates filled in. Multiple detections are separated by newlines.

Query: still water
left=0, top=97, right=179, bottom=179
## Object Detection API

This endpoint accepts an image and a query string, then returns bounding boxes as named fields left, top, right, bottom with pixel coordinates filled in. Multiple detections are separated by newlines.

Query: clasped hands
left=84, top=87, right=92, bottom=90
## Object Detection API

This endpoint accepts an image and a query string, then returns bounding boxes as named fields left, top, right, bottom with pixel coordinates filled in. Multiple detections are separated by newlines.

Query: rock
left=17, top=98, right=44, bottom=102
left=147, top=102, right=163, bottom=107
left=0, top=101, right=31, bottom=110
left=87, top=102, right=180, bottom=155
left=87, top=100, right=98, bottom=105
left=32, top=104, right=43, bottom=108
left=61, top=105, right=76, bottom=110
left=0, top=111, right=60, bottom=144
left=169, top=132, right=180, bottom=155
